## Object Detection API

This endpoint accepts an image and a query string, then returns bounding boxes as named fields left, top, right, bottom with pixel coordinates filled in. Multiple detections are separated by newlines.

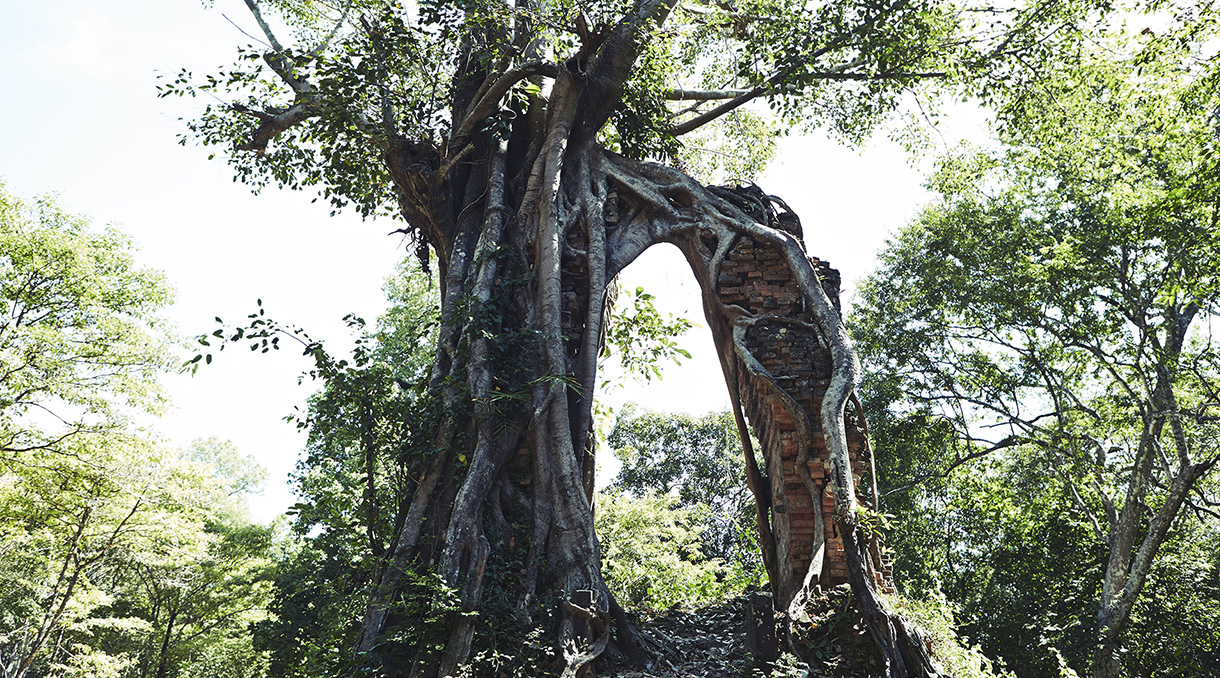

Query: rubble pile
left=600, top=589, right=883, bottom=678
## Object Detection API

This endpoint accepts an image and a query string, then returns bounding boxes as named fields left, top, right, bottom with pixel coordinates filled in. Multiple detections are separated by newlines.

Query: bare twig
left=671, top=56, right=863, bottom=136
left=222, top=13, right=272, bottom=49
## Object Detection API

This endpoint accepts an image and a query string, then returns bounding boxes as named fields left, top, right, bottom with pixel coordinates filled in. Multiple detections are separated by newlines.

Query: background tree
left=0, top=181, right=173, bottom=460
left=860, top=405, right=1110, bottom=675
left=606, top=406, right=762, bottom=582
left=853, top=23, right=1220, bottom=678
left=169, top=0, right=1105, bottom=673
left=594, top=490, right=739, bottom=610
left=246, top=260, right=440, bottom=678
left=0, top=185, right=275, bottom=678
left=1, top=435, right=194, bottom=678
left=114, top=440, right=275, bottom=678
left=0, top=437, right=276, bottom=678
left=0, top=183, right=175, bottom=678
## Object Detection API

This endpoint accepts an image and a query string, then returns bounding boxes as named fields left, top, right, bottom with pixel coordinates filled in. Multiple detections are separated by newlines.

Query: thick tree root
left=840, top=519, right=940, bottom=677
left=610, top=594, right=655, bottom=670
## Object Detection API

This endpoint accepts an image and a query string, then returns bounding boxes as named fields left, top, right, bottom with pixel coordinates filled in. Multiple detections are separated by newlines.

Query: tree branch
left=1065, top=477, right=1107, bottom=543
left=233, top=101, right=319, bottom=154
left=664, top=87, right=751, bottom=100
left=451, top=61, right=559, bottom=142
left=309, top=4, right=350, bottom=57
left=221, top=13, right=272, bottom=49
left=882, top=435, right=1021, bottom=496
left=241, top=0, right=285, bottom=53
left=1092, top=475, right=1118, bottom=533
left=670, top=85, right=765, bottom=136
left=671, top=57, right=865, bottom=136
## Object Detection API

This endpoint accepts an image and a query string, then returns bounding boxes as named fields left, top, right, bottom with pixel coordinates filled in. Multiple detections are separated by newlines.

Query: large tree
left=853, top=22, right=1220, bottom=677
left=0, top=182, right=172, bottom=460
left=0, top=183, right=174, bottom=678
left=170, top=1, right=1102, bottom=675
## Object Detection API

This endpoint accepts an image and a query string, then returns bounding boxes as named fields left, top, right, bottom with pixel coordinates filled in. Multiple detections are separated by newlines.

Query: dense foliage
left=606, top=407, right=763, bottom=583
left=0, top=185, right=275, bottom=678
left=231, top=260, right=440, bottom=678
left=853, top=20, right=1220, bottom=678
left=0, top=183, right=173, bottom=458
left=594, top=490, right=741, bottom=609
left=163, top=0, right=990, bottom=221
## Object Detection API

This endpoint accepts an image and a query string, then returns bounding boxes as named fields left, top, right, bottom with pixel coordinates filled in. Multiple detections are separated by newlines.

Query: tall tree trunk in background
left=1090, top=303, right=1212, bottom=678
left=153, top=605, right=178, bottom=678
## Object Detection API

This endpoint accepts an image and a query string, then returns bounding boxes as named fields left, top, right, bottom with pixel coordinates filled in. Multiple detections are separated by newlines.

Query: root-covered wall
left=604, top=163, right=933, bottom=675
left=716, top=234, right=894, bottom=598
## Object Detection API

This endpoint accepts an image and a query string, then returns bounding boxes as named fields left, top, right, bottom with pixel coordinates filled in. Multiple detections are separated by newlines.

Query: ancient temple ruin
left=675, top=186, right=895, bottom=609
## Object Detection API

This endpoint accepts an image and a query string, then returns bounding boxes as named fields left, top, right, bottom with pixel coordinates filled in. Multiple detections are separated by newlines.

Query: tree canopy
left=0, top=183, right=174, bottom=459
left=853, top=20, right=1220, bottom=677
left=162, top=0, right=1101, bottom=232
left=0, top=185, right=276, bottom=678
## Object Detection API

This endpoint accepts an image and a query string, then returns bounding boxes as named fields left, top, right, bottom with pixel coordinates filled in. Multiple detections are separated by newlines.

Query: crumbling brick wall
left=715, top=234, right=894, bottom=603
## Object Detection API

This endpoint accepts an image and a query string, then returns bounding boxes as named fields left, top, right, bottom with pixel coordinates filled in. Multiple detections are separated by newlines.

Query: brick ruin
left=670, top=187, right=895, bottom=610
left=715, top=234, right=894, bottom=602
left=580, top=179, right=895, bottom=611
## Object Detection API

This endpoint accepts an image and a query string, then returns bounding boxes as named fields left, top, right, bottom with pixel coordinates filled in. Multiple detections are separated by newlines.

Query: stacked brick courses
left=716, top=235, right=895, bottom=597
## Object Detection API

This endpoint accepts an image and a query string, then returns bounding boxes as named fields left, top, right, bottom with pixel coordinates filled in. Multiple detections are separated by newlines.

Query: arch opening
left=592, top=186, right=893, bottom=614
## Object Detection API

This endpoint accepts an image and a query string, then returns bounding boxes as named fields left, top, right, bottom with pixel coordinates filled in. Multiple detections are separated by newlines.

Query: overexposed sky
left=0, top=1, right=985, bottom=521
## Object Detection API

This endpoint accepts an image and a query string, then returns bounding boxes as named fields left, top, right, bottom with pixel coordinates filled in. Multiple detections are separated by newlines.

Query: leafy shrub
left=607, top=407, right=767, bottom=587
left=595, top=491, right=748, bottom=609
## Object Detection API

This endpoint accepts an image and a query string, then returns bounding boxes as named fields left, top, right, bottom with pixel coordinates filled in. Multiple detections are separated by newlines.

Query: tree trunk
left=14, top=507, right=91, bottom=678
left=1092, top=612, right=1123, bottom=678
left=1088, top=304, right=1211, bottom=678
left=154, top=605, right=178, bottom=678
left=355, top=72, right=639, bottom=677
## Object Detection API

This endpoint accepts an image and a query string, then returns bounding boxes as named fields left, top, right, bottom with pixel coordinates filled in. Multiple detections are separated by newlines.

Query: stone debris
left=599, top=590, right=882, bottom=678
left=601, top=596, right=752, bottom=678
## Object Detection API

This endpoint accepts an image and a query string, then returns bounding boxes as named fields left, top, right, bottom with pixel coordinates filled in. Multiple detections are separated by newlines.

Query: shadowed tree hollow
left=170, top=1, right=1096, bottom=675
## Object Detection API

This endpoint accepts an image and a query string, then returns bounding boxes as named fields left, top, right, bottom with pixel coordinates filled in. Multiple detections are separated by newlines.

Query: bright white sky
left=0, top=1, right=986, bottom=522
